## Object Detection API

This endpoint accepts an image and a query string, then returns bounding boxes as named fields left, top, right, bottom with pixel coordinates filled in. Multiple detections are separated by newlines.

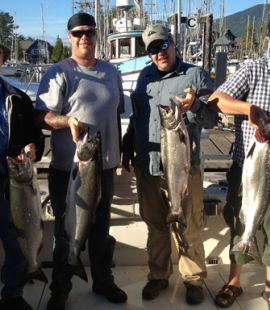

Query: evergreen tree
left=50, top=36, right=63, bottom=63
left=0, top=11, right=15, bottom=47
left=61, top=46, right=70, bottom=59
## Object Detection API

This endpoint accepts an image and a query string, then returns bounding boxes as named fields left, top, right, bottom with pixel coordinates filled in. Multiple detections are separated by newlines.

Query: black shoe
left=185, top=284, right=204, bottom=305
left=142, top=279, right=169, bottom=300
left=92, top=281, right=127, bottom=303
left=0, top=296, right=32, bottom=310
left=47, top=294, right=67, bottom=310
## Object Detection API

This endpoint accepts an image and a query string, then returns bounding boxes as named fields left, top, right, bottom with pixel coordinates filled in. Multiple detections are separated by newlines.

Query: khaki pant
left=135, top=165, right=207, bottom=286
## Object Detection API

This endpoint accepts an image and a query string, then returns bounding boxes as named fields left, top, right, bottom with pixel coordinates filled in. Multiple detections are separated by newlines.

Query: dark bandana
left=67, top=13, right=96, bottom=30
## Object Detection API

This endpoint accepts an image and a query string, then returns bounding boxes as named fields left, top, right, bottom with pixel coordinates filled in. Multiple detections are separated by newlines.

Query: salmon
left=231, top=119, right=270, bottom=262
left=159, top=99, right=190, bottom=226
left=65, top=131, right=102, bottom=282
left=7, top=152, right=47, bottom=283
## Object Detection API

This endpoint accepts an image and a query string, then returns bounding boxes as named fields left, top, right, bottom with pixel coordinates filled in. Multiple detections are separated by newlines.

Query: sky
left=0, top=0, right=267, bottom=45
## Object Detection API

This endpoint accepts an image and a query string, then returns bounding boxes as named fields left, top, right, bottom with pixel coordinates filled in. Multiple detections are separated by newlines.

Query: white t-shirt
left=35, top=58, right=124, bottom=171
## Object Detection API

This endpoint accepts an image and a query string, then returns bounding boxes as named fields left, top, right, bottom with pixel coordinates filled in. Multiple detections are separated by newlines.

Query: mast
left=177, top=0, right=181, bottom=51
left=249, top=16, right=255, bottom=58
left=259, top=0, right=269, bottom=56
left=219, top=0, right=224, bottom=35
left=245, top=15, right=250, bottom=57
left=41, top=3, right=49, bottom=64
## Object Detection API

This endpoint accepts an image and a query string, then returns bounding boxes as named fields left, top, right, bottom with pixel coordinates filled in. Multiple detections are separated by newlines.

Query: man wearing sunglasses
left=35, top=12, right=127, bottom=310
left=122, top=24, right=217, bottom=305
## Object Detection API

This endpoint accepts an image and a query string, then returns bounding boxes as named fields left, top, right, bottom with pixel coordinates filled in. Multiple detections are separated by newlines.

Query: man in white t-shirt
left=35, top=12, right=127, bottom=310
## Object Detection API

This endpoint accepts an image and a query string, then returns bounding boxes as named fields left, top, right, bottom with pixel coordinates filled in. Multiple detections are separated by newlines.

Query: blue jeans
left=48, top=166, right=115, bottom=295
left=0, top=177, right=27, bottom=298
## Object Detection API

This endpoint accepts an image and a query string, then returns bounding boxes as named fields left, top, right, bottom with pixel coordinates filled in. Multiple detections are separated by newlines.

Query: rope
left=36, top=281, right=47, bottom=310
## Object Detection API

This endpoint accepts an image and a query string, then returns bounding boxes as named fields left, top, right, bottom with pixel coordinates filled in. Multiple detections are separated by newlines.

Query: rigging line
left=36, top=281, right=47, bottom=310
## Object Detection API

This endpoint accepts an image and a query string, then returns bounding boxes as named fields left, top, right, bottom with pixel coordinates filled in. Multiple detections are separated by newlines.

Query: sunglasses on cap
left=148, top=39, right=170, bottom=55
left=71, top=28, right=97, bottom=38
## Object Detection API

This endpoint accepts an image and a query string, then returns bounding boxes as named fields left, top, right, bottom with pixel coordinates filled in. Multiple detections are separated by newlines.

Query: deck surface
left=37, top=127, right=235, bottom=172
left=2, top=264, right=269, bottom=310
left=0, top=127, right=241, bottom=309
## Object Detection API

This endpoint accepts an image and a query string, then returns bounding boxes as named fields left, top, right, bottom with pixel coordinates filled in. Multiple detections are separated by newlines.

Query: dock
left=37, top=127, right=234, bottom=223
left=0, top=126, right=269, bottom=309
left=1, top=263, right=267, bottom=310
left=5, top=127, right=270, bottom=310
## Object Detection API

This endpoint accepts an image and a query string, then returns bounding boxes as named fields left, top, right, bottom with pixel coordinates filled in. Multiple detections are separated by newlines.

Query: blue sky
left=0, top=0, right=266, bottom=45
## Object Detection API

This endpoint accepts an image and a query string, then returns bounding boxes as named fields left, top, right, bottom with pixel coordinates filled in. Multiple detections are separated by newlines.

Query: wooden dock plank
left=201, top=138, right=221, bottom=155
left=37, top=128, right=235, bottom=172
left=209, top=134, right=232, bottom=154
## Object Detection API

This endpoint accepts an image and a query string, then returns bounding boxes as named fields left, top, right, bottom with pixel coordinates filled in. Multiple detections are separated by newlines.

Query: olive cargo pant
left=135, top=165, right=207, bottom=286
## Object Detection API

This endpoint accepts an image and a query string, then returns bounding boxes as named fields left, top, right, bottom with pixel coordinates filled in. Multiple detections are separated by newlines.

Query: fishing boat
left=0, top=63, right=23, bottom=77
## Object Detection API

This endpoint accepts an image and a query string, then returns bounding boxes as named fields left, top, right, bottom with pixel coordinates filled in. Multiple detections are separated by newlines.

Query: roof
left=214, top=35, right=232, bottom=46
left=19, top=39, right=34, bottom=50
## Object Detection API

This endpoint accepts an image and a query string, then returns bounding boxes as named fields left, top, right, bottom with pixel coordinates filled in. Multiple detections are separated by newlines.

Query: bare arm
left=208, top=92, right=252, bottom=115
left=208, top=92, right=268, bottom=128
left=35, top=110, right=84, bottom=143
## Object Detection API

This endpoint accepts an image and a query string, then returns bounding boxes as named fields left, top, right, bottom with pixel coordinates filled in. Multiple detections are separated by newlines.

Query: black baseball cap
left=67, top=12, right=96, bottom=30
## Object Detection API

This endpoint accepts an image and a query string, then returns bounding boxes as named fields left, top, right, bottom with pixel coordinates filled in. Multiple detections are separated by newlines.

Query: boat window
left=136, top=37, right=147, bottom=57
left=110, top=40, right=116, bottom=59
left=119, top=38, right=131, bottom=56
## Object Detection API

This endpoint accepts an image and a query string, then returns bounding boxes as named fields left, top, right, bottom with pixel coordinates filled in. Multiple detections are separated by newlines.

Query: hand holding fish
left=16, top=143, right=36, bottom=162
left=248, top=105, right=269, bottom=129
left=68, top=116, right=85, bottom=143
left=175, top=87, right=195, bottom=112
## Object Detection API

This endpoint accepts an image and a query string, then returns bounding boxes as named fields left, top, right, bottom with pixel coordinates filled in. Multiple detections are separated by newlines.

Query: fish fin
left=72, top=257, right=88, bottom=282
left=171, top=222, right=188, bottom=255
left=246, top=140, right=256, bottom=158
left=231, top=238, right=261, bottom=263
left=10, top=224, right=27, bottom=239
left=26, top=268, right=48, bottom=283
left=72, top=164, right=79, bottom=179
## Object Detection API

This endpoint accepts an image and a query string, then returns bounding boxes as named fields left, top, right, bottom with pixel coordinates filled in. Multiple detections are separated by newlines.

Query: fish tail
left=171, top=222, right=188, bottom=256
left=26, top=268, right=48, bottom=283
left=166, top=212, right=187, bottom=227
left=231, top=238, right=261, bottom=263
left=72, top=257, right=88, bottom=282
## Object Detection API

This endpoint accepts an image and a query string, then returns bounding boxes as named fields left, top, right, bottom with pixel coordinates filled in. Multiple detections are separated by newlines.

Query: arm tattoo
left=45, top=114, right=70, bottom=129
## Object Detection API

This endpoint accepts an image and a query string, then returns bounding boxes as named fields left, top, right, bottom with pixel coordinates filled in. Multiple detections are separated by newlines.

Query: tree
left=50, top=36, right=69, bottom=63
left=0, top=11, right=16, bottom=47
left=61, top=46, right=70, bottom=59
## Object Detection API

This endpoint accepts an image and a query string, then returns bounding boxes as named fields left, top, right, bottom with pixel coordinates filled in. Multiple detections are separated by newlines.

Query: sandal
left=215, top=284, right=243, bottom=308
left=262, top=290, right=270, bottom=304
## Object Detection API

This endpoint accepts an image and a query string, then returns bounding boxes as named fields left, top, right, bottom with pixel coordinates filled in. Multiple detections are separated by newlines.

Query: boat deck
left=2, top=264, right=268, bottom=310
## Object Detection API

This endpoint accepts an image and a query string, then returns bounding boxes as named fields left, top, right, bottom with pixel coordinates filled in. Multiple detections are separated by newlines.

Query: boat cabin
left=107, top=30, right=147, bottom=63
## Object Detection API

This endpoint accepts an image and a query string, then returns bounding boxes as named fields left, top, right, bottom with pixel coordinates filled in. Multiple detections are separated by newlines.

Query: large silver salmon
left=65, top=131, right=102, bottom=282
left=7, top=152, right=47, bottom=283
left=159, top=99, right=190, bottom=225
left=231, top=119, right=270, bottom=262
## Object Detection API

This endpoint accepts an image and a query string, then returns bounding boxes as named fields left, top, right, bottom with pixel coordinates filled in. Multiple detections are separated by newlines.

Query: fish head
left=6, top=151, right=33, bottom=182
left=77, top=131, right=101, bottom=161
left=159, top=99, right=180, bottom=130
left=258, top=118, right=270, bottom=141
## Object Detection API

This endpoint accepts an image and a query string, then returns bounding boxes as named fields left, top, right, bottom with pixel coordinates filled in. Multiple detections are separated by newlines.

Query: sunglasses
left=71, top=29, right=97, bottom=38
left=148, top=40, right=170, bottom=55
